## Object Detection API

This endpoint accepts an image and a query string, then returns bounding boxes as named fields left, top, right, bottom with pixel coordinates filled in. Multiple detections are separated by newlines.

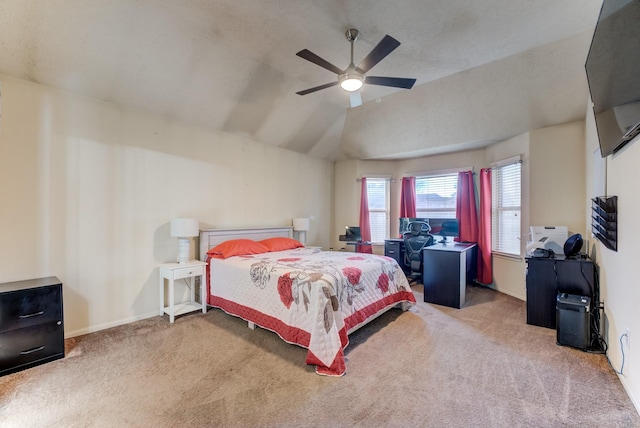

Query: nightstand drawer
left=0, top=285, right=62, bottom=333
left=173, top=265, right=204, bottom=280
left=0, top=321, right=65, bottom=375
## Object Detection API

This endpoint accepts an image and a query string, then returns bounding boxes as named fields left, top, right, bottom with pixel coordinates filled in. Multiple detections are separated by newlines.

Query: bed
left=199, top=226, right=416, bottom=376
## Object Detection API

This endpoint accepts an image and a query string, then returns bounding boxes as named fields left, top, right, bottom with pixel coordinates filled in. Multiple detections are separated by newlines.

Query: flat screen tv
left=585, top=0, right=640, bottom=157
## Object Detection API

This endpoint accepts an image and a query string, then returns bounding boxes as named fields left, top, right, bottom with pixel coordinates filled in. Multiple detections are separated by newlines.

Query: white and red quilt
left=206, top=247, right=415, bottom=376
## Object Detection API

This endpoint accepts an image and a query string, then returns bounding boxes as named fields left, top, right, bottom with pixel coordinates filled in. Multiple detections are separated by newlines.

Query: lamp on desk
left=170, top=218, right=199, bottom=263
left=293, top=218, right=310, bottom=245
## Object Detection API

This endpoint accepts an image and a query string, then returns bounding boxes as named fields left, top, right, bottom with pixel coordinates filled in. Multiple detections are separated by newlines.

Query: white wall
left=529, top=121, right=586, bottom=234
left=585, top=107, right=640, bottom=410
left=333, top=160, right=359, bottom=251
left=0, top=75, right=333, bottom=337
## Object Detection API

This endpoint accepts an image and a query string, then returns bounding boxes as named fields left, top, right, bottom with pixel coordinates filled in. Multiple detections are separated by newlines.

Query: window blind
left=366, top=178, right=389, bottom=243
left=415, top=174, right=457, bottom=218
left=491, top=162, right=521, bottom=256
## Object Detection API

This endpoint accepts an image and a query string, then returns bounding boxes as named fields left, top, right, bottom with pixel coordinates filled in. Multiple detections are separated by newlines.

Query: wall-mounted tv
left=585, top=0, right=640, bottom=157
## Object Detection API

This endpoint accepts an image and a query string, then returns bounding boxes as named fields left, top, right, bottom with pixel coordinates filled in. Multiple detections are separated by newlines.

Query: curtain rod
left=490, top=155, right=523, bottom=168
left=404, top=166, right=474, bottom=177
left=355, top=177, right=396, bottom=182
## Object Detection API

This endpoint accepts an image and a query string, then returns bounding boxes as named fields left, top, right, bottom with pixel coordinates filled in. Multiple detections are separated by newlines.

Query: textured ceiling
left=0, top=0, right=603, bottom=160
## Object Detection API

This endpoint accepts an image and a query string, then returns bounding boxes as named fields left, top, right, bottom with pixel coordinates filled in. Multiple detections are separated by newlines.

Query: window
left=366, top=178, right=389, bottom=243
left=415, top=174, right=458, bottom=219
left=491, top=161, right=522, bottom=256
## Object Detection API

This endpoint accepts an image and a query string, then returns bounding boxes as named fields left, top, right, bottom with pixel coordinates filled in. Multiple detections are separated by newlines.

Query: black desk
left=345, top=241, right=374, bottom=252
left=422, top=242, right=477, bottom=308
left=525, top=256, right=596, bottom=329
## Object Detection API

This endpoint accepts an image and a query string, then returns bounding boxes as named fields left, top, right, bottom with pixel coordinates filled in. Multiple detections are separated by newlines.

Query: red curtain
left=399, top=177, right=417, bottom=218
left=455, top=171, right=478, bottom=243
left=477, top=168, right=493, bottom=285
left=358, top=178, right=373, bottom=253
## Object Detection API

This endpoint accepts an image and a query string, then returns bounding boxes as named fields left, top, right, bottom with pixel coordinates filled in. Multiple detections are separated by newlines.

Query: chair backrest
left=405, top=221, right=431, bottom=237
left=403, top=221, right=434, bottom=275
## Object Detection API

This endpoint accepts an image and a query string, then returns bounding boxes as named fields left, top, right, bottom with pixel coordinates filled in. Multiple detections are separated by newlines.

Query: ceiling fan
left=295, top=29, right=417, bottom=108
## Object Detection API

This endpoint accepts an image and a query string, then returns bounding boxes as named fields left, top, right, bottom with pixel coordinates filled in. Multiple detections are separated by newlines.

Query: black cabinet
left=525, top=257, right=595, bottom=329
left=384, top=239, right=408, bottom=271
left=0, top=277, right=65, bottom=376
left=422, top=243, right=477, bottom=308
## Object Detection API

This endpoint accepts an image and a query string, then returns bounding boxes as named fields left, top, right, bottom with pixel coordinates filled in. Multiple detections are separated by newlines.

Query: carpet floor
left=1, top=284, right=638, bottom=427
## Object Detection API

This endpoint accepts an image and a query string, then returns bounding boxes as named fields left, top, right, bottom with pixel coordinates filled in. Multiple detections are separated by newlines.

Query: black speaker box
left=556, top=293, right=591, bottom=350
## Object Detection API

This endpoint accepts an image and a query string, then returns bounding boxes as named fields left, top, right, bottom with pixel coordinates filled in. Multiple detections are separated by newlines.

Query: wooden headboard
left=199, top=226, right=294, bottom=261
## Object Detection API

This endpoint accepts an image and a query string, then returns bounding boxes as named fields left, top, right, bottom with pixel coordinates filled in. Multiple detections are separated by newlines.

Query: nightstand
left=159, top=260, right=207, bottom=323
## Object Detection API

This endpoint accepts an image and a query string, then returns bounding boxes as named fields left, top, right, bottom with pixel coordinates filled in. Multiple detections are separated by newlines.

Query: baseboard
left=617, top=374, right=640, bottom=415
left=65, top=310, right=160, bottom=338
left=492, top=285, right=525, bottom=301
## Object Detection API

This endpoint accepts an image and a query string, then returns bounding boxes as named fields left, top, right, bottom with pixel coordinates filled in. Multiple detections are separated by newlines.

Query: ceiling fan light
left=339, top=74, right=364, bottom=92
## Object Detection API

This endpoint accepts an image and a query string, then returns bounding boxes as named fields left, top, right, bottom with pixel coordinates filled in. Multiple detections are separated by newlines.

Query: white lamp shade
left=293, top=218, right=310, bottom=231
left=170, top=218, right=199, bottom=238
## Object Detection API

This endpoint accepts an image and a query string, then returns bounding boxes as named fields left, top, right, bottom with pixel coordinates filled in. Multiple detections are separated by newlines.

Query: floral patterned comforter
left=206, top=247, right=415, bottom=376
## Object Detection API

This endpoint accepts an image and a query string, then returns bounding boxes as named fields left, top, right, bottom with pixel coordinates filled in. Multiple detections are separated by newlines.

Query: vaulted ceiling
left=0, top=0, right=603, bottom=160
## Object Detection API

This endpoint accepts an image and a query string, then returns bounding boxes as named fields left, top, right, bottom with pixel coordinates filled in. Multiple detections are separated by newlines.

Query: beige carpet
left=1, top=284, right=638, bottom=427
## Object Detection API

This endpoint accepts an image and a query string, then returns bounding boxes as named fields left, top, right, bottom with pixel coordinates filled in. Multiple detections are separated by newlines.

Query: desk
left=345, top=241, right=374, bottom=252
left=422, top=242, right=477, bottom=308
left=525, top=256, right=595, bottom=329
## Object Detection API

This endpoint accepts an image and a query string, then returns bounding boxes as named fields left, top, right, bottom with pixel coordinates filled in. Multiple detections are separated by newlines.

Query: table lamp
left=293, top=218, right=310, bottom=245
left=170, top=218, right=199, bottom=263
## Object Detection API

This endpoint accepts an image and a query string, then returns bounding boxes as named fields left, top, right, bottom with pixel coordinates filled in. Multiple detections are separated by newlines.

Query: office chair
left=402, top=221, right=434, bottom=283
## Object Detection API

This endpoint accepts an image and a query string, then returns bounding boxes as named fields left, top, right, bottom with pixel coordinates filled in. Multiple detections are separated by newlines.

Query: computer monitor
left=428, top=218, right=459, bottom=241
left=344, top=226, right=361, bottom=241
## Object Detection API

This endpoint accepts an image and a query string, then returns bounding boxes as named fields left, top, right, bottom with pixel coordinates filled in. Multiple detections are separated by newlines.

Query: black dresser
left=0, top=277, right=65, bottom=376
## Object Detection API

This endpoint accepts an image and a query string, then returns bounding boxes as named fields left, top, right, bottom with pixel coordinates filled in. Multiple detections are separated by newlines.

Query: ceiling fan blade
left=349, top=92, right=362, bottom=108
left=356, top=35, right=401, bottom=73
left=296, top=49, right=344, bottom=75
left=365, top=76, right=416, bottom=89
left=296, top=81, right=339, bottom=96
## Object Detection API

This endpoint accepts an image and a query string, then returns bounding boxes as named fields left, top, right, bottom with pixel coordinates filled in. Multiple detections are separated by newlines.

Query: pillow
left=259, top=237, right=304, bottom=252
left=207, top=239, right=269, bottom=259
